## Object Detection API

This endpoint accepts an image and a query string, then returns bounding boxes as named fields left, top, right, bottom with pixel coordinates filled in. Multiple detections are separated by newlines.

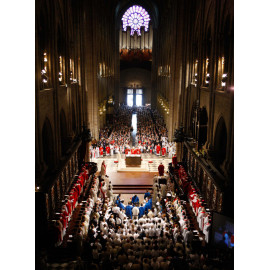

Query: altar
left=126, top=154, right=141, bottom=166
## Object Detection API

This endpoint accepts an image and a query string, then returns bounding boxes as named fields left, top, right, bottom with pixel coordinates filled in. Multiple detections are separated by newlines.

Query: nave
left=35, top=0, right=234, bottom=268
left=37, top=95, right=233, bottom=270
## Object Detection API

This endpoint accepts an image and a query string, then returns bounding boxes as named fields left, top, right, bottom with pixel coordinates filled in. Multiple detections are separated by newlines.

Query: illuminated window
left=220, top=57, right=227, bottom=88
left=127, top=90, right=133, bottom=107
left=127, top=89, right=133, bottom=95
left=98, top=63, right=107, bottom=77
left=158, top=66, right=162, bottom=76
left=136, top=95, right=142, bottom=106
left=192, top=60, right=198, bottom=86
left=41, top=52, right=48, bottom=87
left=136, top=89, right=143, bottom=95
left=57, top=29, right=65, bottom=84
left=69, top=58, right=75, bottom=82
left=136, top=89, right=143, bottom=106
left=204, top=58, right=210, bottom=87
left=99, top=63, right=102, bottom=77
left=59, top=56, right=63, bottom=83
left=122, top=5, right=151, bottom=36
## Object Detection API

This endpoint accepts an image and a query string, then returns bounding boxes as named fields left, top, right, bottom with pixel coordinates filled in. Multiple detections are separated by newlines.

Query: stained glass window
left=122, top=5, right=151, bottom=36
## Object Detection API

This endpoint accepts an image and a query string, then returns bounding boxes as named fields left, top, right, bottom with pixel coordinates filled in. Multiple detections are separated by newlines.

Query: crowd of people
left=80, top=166, right=202, bottom=269
left=171, top=164, right=212, bottom=244
left=90, top=105, right=176, bottom=159
left=44, top=159, right=233, bottom=270
left=90, top=106, right=132, bottom=158
left=48, top=163, right=94, bottom=247
left=63, top=163, right=233, bottom=270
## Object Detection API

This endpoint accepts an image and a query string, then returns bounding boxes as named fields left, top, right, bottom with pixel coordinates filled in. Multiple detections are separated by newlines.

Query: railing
left=183, top=142, right=225, bottom=213
left=41, top=141, right=82, bottom=220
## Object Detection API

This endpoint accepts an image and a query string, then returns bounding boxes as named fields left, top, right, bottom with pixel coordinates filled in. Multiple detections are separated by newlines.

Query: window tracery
left=122, top=5, right=150, bottom=36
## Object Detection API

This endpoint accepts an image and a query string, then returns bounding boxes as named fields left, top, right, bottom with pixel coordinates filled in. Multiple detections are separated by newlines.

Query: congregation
left=44, top=157, right=233, bottom=270
left=90, top=106, right=176, bottom=159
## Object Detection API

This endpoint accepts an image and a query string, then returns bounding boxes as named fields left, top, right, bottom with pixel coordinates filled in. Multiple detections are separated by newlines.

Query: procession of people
left=53, top=161, right=222, bottom=270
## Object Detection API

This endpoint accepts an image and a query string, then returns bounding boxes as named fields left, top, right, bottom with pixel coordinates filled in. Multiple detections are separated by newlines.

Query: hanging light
left=44, top=52, right=47, bottom=62
left=221, top=73, right=228, bottom=87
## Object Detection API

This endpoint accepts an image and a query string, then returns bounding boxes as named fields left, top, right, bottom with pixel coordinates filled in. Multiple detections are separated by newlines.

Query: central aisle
left=131, top=112, right=137, bottom=146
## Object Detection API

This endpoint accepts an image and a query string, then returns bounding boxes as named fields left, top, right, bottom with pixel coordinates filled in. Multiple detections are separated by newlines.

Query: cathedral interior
left=35, top=0, right=235, bottom=269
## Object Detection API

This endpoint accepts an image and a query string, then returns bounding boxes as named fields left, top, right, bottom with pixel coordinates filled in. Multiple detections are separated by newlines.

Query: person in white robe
left=203, top=222, right=211, bottom=243
left=91, top=148, right=96, bottom=159
left=96, top=146, right=99, bottom=158
left=168, top=145, right=172, bottom=159
left=132, top=205, right=139, bottom=219
left=100, top=161, right=106, bottom=179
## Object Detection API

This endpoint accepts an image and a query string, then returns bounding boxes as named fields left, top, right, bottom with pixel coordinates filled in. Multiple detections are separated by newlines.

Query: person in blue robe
left=132, top=195, right=139, bottom=205
left=139, top=203, right=145, bottom=218
left=125, top=202, right=133, bottom=218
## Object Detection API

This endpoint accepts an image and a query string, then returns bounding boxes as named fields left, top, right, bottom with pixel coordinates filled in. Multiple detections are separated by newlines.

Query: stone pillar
left=85, top=141, right=90, bottom=162
left=176, top=142, right=183, bottom=163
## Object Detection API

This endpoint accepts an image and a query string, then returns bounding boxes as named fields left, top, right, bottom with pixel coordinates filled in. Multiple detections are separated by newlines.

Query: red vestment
left=66, top=200, right=72, bottom=214
left=158, top=164, right=165, bottom=176
left=162, top=147, right=166, bottom=156
left=172, top=156, right=177, bottom=167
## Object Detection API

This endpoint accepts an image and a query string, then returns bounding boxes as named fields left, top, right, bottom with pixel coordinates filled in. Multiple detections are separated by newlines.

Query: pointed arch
left=198, top=106, right=208, bottom=148
left=213, top=116, right=227, bottom=168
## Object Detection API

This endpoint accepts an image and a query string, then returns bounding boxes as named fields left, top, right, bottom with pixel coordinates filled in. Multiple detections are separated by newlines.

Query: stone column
left=176, top=142, right=183, bottom=163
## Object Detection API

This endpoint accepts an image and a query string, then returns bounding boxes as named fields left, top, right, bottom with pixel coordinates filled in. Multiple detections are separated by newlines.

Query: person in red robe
left=158, top=163, right=165, bottom=176
left=131, top=147, right=135, bottom=155
left=172, top=154, right=177, bottom=167
left=106, top=145, right=110, bottom=155
left=100, top=146, right=103, bottom=157
left=162, top=147, right=166, bottom=157
left=156, top=144, right=161, bottom=155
